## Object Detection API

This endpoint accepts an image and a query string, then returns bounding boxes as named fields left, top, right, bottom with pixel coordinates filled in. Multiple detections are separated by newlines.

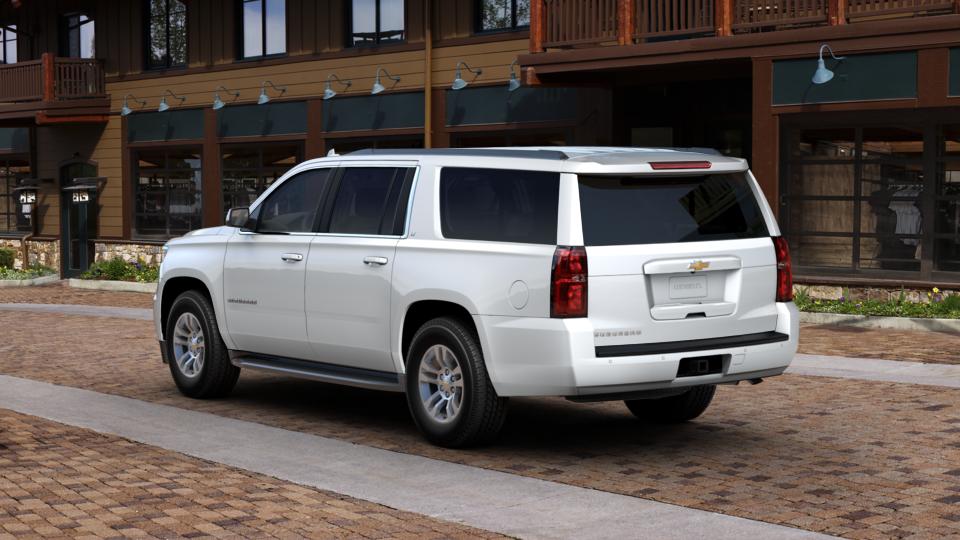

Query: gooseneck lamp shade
left=120, top=94, right=146, bottom=116
left=451, top=62, right=482, bottom=91
left=157, top=90, right=186, bottom=112
left=212, top=86, right=240, bottom=110
left=323, top=83, right=337, bottom=100
left=322, top=74, right=352, bottom=101
left=507, top=60, right=521, bottom=92
left=258, top=81, right=287, bottom=105
left=371, top=67, right=400, bottom=95
left=212, top=94, right=225, bottom=110
left=812, top=44, right=846, bottom=85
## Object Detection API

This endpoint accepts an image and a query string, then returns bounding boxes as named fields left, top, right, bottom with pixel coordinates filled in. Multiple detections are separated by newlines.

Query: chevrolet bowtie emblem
left=688, top=260, right=710, bottom=272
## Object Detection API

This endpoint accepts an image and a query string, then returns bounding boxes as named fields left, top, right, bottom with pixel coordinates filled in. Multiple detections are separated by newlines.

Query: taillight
left=772, top=236, right=793, bottom=302
left=551, top=246, right=588, bottom=318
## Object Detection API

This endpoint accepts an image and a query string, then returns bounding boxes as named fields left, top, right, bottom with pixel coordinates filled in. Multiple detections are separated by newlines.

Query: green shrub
left=81, top=258, right=159, bottom=283
left=0, top=264, right=55, bottom=280
left=0, top=247, right=15, bottom=269
left=796, top=287, right=960, bottom=320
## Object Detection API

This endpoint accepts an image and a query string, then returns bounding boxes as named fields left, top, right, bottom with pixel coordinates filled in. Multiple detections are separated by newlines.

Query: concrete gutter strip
left=68, top=278, right=157, bottom=294
left=0, top=375, right=833, bottom=540
left=0, top=303, right=153, bottom=321
left=799, top=311, right=960, bottom=333
left=0, top=275, right=60, bottom=288
left=788, top=354, right=960, bottom=388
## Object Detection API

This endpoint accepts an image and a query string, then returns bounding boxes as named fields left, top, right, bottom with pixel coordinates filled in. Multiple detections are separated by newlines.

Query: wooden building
left=0, top=0, right=957, bottom=288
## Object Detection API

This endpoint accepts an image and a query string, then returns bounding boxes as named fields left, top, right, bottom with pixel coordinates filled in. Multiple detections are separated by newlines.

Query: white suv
left=154, top=147, right=798, bottom=447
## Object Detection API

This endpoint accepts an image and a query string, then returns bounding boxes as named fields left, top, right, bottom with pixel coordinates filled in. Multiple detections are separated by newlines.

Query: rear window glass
left=578, top=173, right=769, bottom=246
left=440, top=167, right=559, bottom=245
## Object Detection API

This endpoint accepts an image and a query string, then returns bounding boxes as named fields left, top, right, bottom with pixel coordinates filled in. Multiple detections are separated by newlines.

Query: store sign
left=772, top=51, right=917, bottom=106
left=72, top=192, right=90, bottom=203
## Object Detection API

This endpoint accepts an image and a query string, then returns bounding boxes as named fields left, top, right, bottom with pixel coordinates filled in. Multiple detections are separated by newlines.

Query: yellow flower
left=933, top=287, right=941, bottom=294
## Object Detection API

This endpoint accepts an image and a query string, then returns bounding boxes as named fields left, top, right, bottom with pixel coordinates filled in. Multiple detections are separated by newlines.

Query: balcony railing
left=0, top=53, right=106, bottom=103
left=531, top=0, right=960, bottom=50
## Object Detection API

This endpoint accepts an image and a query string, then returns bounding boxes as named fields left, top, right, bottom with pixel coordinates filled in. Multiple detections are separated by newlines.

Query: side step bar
left=230, top=352, right=403, bottom=392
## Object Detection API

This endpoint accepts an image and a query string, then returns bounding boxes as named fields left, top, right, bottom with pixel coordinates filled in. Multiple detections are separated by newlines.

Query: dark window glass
left=146, top=0, right=186, bottom=69
left=0, top=24, right=17, bottom=64
left=242, top=0, right=286, bottom=58
left=351, top=0, right=405, bottom=46
left=61, top=13, right=95, bottom=58
left=440, top=168, right=559, bottom=244
left=578, top=173, right=768, bottom=246
left=328, top=167, right=407, bottom=235
left=257, top=168, right=331, bottom=234
left=936, top=125, right=960, bottom=272
left=222, top=144, right=300, bottom=211
left=133, top=149, right=201, bottom=238
left=0, top=158, right=30, bottom=234
left=478, top=0, right=530, bottom=32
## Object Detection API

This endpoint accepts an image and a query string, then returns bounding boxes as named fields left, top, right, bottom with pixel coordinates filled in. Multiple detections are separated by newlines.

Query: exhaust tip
left=748, top=378, right=764, bottom=385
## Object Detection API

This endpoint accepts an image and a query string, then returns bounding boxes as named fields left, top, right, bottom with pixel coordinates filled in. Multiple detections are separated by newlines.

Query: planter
left=799, top=311, right=960, bottom=333
left=0, top=274, right=59, bottom=288
left=68, top=278, right=157, bottom=294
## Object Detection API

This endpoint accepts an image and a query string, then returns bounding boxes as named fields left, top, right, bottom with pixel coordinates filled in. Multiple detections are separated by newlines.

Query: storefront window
left=0, top=158, right=30, bottom=234
left=221, top=143, right=300, bottom=211
left=784, top=125, right=925, bottom=274
left=133, top=149, right=201, bottom=238
left=936, top=126, right=960, bottom=272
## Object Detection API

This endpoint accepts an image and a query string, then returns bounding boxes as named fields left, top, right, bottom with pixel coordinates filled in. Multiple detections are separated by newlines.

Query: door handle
left=363, top=256, right=388, bottom=266
left=281, top=253, right=304, bottom=262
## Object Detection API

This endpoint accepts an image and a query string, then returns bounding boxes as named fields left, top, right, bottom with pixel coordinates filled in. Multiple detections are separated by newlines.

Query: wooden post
left=617, top=0, right=634, bottom=46
left=955, top=0, right=959, bottom=14
left=829, top=0, right=847, bottom=25
left=424, top=0, right=432, bottom=148
left=530, top=0, right=545, bottom=53
left=716, top=0, right=733, bottom=36
left=41, top=53, right=55, bottom=102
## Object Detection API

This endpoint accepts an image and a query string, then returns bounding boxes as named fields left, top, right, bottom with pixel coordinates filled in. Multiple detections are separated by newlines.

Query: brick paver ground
left=1, top=311, right=958, bottom=539
left=0, top=409, right=501, bottom=539
left=3, top=283, right=958, bottom=364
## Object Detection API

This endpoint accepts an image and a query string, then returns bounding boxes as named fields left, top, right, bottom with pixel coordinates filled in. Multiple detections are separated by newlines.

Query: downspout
left=423, top=0, right=432, bottom=149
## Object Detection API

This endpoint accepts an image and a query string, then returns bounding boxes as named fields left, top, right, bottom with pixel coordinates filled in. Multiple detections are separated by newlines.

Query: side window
left=440, top=167, right=559, bottom=244
left=256, top=168, right=332, bottom=233
left=327, top=167, right=410, bottom=235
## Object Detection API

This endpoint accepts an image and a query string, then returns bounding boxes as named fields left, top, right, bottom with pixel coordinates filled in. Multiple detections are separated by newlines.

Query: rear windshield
left=578, top=173, right=769, bottom=246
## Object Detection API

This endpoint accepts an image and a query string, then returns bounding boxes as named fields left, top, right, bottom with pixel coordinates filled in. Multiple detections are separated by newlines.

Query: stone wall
left=0, top=238, right=23, bottom=269
left=94, top=242, right=164, bottom=266
left=795, top=283, right=958, bottom=303
left=0, top=238, right=59, bottom=271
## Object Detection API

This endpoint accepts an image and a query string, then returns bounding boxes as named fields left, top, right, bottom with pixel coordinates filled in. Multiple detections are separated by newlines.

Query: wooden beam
left=716, top=0, right=733, bottom=37
left=751, top=58, right=779, bottom=214
left=33, top=112, right=110, bottom=124
left=829, top=0, right=847, bottom=25
left=618, top=0, right=635, bottom=46
left=41, top=53, right=55, bottom=102
left=530, top=0, right=545, bottom=53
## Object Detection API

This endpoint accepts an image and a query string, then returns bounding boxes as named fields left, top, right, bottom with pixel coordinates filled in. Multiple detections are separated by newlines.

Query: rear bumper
left=475, top=302, right=799, bottom=398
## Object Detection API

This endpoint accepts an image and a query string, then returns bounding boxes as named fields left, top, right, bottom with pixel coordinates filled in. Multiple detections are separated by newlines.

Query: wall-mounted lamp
left=371, top=67, right=400, bottom=95
left=120, top=94, right=147, bottom=116
left=157, top=90, right=186, bottom=112
left=507, top=60, right=521, bottom=92
left=212, top=86, right=241, bottom=110
left=323, top=74, right=352, bottom=100
left=812, top=44, right=846, bottom=85
left=258, top=81, right=287, bottom=105
left=451, top=61, right=482, bottom=90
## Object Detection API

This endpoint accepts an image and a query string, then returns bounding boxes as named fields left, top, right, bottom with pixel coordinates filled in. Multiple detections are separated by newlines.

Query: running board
left=229, top=352, right=403, bottom=392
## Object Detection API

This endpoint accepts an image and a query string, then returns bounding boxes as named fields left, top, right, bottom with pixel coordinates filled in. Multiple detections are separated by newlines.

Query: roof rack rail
left=346, top=148, right=570, bottom=160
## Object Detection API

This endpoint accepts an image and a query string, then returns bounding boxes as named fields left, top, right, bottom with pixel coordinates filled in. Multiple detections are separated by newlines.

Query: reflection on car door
left=223, top=167, right=334, bottom=360
left=305, top=165, right=415, bottom=373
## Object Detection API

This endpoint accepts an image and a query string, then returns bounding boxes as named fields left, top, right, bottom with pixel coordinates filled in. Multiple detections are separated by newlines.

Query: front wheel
left=405, top=317, right=508, bottom=448
left=624, top=385, right=716, bottom=424
left=165, top=290, right=240, bottom=399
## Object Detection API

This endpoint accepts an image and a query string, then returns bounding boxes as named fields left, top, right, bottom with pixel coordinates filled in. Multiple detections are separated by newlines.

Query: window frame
left=60, top=12, right=96, bottom=59
left=347, top=0, right=407, bottom=48
left=221, top=142, right=303, bottom=214
left=0, top=24, right=17, bottom=64
left=475, top=0, right=530, bottom=34
left=144, top=0, right=187, bottom=71
left=239, top=0, right=287, bottom=60
left=131, top=147, right=203, bottom=240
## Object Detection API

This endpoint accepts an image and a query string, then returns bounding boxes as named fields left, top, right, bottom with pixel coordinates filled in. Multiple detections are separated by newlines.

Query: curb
left=800, top=311, right=960, bottom=333
left=68, top=278, right=157, bottom=294
left=0, top=275, right=60, bottom=288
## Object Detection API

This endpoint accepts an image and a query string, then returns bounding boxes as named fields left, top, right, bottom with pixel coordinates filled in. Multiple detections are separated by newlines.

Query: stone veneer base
left=68, top=278, right=157, bottom=294
left=0, top=275, right=60, bottom=288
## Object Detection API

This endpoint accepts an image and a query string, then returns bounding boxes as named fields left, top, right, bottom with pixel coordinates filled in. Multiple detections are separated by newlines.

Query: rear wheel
left=624, top=385, right=716, bottom=423
left=165, top=290, right=240, bottom=399
left=405, top=317, right=508, bottom=448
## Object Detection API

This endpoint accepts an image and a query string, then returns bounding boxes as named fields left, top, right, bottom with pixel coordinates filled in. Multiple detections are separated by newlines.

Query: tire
left=405, top=317, right=508, bottom=448
left=624, top=385, right=716, bottom=424
left=164, top=290, right=240, bottom=399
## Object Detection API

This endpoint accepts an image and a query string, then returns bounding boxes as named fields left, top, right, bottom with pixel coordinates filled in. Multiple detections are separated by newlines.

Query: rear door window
left=578, top=173, right=769, bottom=246
left=326, top=167, right=413, bottom=235
left=440, top=167, right=560, bottom=244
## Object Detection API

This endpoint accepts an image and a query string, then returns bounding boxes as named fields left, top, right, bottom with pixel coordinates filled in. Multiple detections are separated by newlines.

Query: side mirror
left=225, top=207, right=249, bottom=228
